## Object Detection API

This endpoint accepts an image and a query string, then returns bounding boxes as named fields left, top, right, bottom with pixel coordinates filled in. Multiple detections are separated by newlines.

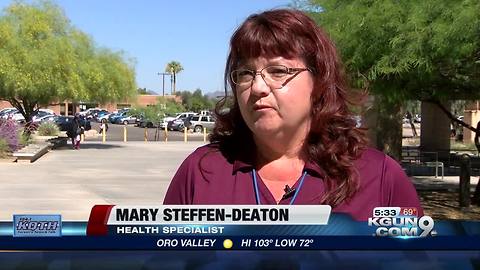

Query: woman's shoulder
left=356, top=147, right=401, bottom=170
left=181, top=143, right=233, bottom=172
left=355, top=147, right=407, bottom=185
left=355, top=147, right=419, bottom=196
left=185, top=143, right=225, bottom=162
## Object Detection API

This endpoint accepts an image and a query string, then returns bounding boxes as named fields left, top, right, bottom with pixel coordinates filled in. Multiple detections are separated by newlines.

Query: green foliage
left=404, top=100, right=421, bottom=116
left=19, top=131, right=32, bottom=147
left=0, top=1, right=137, bottom=123
left=37, top=121, right=59, bottom=136
left=137, top=87, right=148, bottom=94
left=176, top=89, right=214, bottom=112
left=129, top=98, right=185, bottom=123
left=303, top=0, right=480, bottom=102
left=157, top=97, right=185, bottom=116
left=0, top=137, right=9, bottom=158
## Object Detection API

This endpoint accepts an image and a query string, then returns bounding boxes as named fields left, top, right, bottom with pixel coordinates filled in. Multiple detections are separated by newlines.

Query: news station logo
left=13, top=215, right=62, bottom=237
left=368, top=207, right=436, bottom=238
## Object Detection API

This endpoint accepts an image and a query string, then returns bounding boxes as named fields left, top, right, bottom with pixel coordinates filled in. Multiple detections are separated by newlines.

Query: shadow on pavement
left=54, top=143, right=124, bottom=150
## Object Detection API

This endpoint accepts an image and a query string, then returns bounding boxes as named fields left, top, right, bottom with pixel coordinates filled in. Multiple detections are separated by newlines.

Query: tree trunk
left=420, top=101, right=451, bottom=156
left=472, top=121, right=480, bottom=205
left=173, top=72, right=176, bottom=95
left=371, top=96, right=403, bottom=161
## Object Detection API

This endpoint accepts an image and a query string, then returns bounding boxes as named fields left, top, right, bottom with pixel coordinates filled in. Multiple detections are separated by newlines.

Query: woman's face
left=235, top=56, right=314, bottom=139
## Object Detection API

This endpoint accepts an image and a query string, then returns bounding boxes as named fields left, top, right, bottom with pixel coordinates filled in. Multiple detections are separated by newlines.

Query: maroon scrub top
left=163, top=144, right=424, bottom=221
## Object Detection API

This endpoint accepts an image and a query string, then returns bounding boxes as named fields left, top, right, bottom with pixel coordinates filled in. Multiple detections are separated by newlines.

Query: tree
left=300, top=0, right=480, bottom=159
left=0, top=1, right=137, bottom=128
left=137, top=88, right=148, bottom=94
left=165, top=61, right=183, bottom=95
left=176, top=89, right=214, bottom=112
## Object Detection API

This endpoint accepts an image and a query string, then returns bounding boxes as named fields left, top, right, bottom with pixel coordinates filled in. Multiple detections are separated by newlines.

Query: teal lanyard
left=252, top=169, right=308, bottom=205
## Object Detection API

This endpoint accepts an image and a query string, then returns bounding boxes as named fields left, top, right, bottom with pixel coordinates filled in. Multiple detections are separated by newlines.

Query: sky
left=0, top=0, right=293, bottom=94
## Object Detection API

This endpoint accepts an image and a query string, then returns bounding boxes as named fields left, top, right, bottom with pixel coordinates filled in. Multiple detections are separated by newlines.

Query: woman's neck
left=254, top=136, right=307, bottom=182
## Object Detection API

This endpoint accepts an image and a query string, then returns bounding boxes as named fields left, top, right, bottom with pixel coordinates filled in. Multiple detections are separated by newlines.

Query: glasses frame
left=230, top=65, right=312, bottom=89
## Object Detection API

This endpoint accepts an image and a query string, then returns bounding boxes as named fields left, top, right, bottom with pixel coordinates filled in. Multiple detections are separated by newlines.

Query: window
left=60, top=104, right=66, bottom=116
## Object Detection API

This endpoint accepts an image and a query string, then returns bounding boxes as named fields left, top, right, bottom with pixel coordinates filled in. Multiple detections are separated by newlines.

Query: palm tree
left=165, top=61, right=183, bottom=95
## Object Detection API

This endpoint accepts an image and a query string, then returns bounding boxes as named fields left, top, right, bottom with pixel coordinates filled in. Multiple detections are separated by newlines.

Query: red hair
left=210, top=9, right=367, bottom=207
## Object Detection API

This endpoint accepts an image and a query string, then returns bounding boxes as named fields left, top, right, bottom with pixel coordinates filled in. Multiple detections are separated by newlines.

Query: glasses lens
left=263, top=65, right=289, bottom=81
left=231, top=69, right=254, bottom=85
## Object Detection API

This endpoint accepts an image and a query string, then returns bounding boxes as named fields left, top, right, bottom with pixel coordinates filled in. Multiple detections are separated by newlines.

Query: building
left=0, top=95, right=182, bottom=116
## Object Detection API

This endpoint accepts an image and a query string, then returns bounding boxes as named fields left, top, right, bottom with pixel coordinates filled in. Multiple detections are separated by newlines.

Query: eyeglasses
left=230, top=65, right=311, bottom=89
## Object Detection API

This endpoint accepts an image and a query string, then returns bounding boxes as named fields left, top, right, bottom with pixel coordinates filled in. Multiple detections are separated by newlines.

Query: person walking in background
left=67, top=115, right=82, bottom=150
left=100, top=118, right=109, bottom=134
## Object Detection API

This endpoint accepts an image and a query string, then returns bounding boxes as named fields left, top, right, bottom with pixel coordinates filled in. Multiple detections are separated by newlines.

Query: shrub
left=0, top=138, right=10, bottom=158
left=37, top=121, right=60, bottom=136
left=0, top=118, right=19, bottom=152
left=19, top=132, right=33, bottom=147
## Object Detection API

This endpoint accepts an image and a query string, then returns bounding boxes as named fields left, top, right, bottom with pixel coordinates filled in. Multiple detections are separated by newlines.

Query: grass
left=403, top=137, right=478, bottom=153
left=19, top=132, right=33, bottom=148
left=0, top=138, right=10, bottom=158
left=451, top=141, right=477, bottom=151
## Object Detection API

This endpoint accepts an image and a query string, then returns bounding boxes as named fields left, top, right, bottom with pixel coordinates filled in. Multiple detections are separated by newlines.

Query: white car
left=0, top=107, right=16, bottom=115
left=32, top=114, right=56, bottom=124
left=2, top=109, right=25, bottom=122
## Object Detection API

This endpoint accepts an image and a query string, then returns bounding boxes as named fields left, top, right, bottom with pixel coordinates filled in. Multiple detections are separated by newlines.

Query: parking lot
left=88, top=122, right=208, bottom=142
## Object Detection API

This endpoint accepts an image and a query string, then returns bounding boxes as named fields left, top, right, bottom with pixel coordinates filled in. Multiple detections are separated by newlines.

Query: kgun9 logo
left=368, top=208, right=436, bottom=237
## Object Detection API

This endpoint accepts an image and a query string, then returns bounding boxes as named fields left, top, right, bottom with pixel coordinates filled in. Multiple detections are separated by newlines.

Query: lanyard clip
left=282, top=185, right=296, bottom=200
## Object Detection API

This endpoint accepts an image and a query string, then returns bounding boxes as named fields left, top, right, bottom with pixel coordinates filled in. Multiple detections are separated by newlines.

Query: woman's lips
left=253, top=104, right=274, bottom=111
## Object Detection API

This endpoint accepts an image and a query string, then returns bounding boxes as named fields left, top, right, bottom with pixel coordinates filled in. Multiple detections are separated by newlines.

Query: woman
left=164, top=9, right=423, bottom=221
left=68, top=115, right=82, bottom=150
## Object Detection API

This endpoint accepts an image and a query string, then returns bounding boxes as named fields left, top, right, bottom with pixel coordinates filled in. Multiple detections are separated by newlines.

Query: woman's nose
left=250, top=74, right=271, bottom=97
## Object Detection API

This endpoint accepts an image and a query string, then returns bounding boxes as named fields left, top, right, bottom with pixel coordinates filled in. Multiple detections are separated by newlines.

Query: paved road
left=0, top=141, right=204, bottom=221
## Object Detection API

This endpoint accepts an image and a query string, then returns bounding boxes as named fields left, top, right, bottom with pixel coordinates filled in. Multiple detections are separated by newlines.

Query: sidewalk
left=411, top=175, right=479, bottom=191
left=0, top=141, right=205, bottom=221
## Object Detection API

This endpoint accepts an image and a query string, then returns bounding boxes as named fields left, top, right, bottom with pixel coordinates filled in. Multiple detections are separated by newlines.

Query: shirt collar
left=232, top=156, right=325, bottom=178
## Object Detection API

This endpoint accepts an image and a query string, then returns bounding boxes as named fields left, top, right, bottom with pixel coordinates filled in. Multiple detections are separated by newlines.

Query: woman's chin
left=251, top=122, right=281, bottom=135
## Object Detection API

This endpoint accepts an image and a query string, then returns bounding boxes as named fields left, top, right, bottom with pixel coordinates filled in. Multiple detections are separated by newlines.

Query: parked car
left=32, top=114, right=56, bottom=124
left=31, top=110, right=54, bottom=122
left=116, top=115, right=138, bottom=125
left=189, top=115, right=215, bottom=133
left=92, top=109, right=109, bottom=119
left=78, top=108, right=99, bottom=117
left=109, top=112, right=128, bottom=124
left=163, top=112, right=197, bottom=123
left=137, top=117, right=162, bottom=128
left=1, top=109, right=25, bottom=123
left=54, top=116, right=91, bottom=132
left=95, top=111, right=111, bottom=122
left=0, top=108, right=16, bottom=116
left=167, top=116, right=192, bottom=131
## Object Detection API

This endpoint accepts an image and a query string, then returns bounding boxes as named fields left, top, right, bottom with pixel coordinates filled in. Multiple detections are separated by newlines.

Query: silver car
left=189, top=115, right=215, bottom=133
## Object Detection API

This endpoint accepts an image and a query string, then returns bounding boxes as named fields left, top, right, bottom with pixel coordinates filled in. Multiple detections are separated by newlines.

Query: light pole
left=157, top=72, right=172, bottom=96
